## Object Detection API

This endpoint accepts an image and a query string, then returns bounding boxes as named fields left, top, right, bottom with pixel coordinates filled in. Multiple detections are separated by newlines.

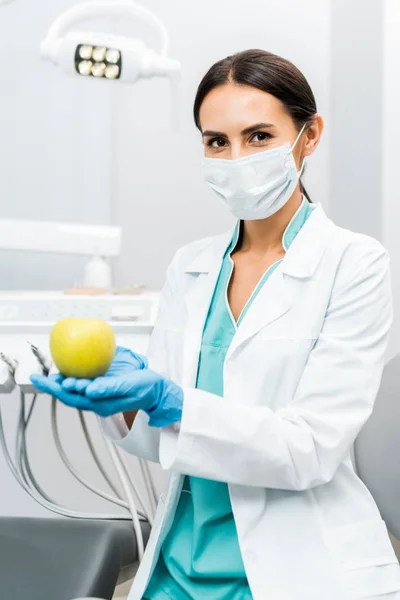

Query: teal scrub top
left=145, top=199, right=314, bottom=600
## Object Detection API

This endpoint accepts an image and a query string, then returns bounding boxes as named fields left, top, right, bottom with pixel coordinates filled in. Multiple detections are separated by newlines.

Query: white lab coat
left=111, top=204, right=400, bottom=600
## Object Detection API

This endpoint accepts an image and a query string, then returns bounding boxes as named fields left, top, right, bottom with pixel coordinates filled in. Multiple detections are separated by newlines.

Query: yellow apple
left=50, top=318, right=116, bottom=378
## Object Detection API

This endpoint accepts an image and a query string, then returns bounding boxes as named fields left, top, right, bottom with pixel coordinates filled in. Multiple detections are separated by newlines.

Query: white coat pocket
left=327, top=519, right=400, bottom=599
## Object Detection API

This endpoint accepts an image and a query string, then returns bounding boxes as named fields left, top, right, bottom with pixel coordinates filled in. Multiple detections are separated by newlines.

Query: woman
left=32, top=50, right=400, bottom=600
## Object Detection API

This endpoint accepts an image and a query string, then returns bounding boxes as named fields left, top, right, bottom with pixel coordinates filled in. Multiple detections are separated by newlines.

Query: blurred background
left=0, top=1, right=399, bottom=596
left=2, top=1, right=399, bottom=349
left=3, top=0, right=399, bottom=345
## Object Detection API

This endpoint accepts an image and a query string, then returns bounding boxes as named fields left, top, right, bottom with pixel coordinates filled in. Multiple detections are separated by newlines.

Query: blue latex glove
left=61, top=346, right=148, bottom=394
left=30, top=344, right=148, bottom=416
left=84, top=370, right=183, bottom=426
left=30, top=351, right=183, bottom=427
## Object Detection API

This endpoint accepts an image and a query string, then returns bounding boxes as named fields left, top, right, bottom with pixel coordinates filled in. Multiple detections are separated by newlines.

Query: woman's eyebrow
left=202, top=129, right=227, bottom=138
left=202, top=123, right=275, bottom=138
left=240, top=123, right=275, bottom=136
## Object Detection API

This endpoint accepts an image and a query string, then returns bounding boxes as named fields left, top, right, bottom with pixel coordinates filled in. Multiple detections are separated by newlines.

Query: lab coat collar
left=184, top=204, right=334, bottom=279
left=183, top=228, right=235, bottom=275
left=281, top=204, right=334, bottom=278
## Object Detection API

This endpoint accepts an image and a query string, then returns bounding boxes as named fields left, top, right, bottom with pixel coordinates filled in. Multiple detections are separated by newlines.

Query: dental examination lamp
left=0, top=218, right=121, bottom=289
left=40, top=0, right=180, bottom=84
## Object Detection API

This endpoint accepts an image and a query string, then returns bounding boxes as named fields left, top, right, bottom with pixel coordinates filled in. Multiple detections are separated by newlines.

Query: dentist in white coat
left=32, top=49, right=400, bottom=600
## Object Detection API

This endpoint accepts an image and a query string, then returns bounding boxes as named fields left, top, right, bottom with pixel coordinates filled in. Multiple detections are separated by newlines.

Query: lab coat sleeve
left=101, top=410, right=161, bottom=463
left=101, top=255, right=180, bottom=463
left=160, top=241, right=393, bottom=490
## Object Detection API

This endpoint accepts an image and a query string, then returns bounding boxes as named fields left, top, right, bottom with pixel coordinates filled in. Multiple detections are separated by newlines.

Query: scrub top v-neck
left=144, top=199, right=315, bottom=600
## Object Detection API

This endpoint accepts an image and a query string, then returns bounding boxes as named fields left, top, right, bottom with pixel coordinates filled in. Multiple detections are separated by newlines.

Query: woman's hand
left=30, top=346, right=183, bottom=427
left=58, top=345, right=148, bottom=429
left=77, top=369, right=183, bottom=425
left=61, top=345, right=148, bottom=393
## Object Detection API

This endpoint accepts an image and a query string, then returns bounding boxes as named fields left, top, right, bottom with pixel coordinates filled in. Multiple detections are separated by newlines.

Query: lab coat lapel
left=226, top=269, right=291, bottom=361
left=226, top=205, right=335, bottom=361
left=181, top=229, right=235, bottom=387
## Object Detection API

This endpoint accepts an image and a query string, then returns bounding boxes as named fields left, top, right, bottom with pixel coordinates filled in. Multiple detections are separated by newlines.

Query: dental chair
left=354, top=353, right=400, bottom=543
left=0, top=517, right=150, bottom=600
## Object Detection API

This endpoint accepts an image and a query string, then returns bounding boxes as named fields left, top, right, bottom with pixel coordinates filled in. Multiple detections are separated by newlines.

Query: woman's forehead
left=199, top=83, right=289, bottom=131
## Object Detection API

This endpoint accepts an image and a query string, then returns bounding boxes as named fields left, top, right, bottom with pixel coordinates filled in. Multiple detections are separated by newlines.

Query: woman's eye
left=250, top=132, right=272, bottom=143
left=208, top=137, right=227, bottom=148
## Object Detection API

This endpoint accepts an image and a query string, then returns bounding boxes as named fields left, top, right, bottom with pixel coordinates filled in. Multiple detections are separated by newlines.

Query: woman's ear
left=303, top=114, right=324, bottom=158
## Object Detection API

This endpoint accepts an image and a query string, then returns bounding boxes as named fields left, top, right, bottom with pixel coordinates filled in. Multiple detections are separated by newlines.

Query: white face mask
left=202, top=124, right=306, bottom=220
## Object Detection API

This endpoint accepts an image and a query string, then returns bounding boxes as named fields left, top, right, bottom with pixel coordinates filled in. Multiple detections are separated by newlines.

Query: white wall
left=382, top=0, right=400, bottom=359
left=0, top=0, right=113, bottom=291
left=112, top=0, right=332, bottom=289
left=329, top=0, right=383, bottom=240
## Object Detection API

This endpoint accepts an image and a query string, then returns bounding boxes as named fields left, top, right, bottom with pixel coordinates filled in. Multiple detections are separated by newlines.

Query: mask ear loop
left=290, top=122, right=307, bottom=152
left=290, top=122, right=307, bottom=177
left=297, top=160, right=306, bottom=178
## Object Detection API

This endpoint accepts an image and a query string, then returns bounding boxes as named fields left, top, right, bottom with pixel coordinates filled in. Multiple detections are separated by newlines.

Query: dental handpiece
left=0, top=352, right=18, bottom=377
left=27, top=342, right=52, bottom=376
